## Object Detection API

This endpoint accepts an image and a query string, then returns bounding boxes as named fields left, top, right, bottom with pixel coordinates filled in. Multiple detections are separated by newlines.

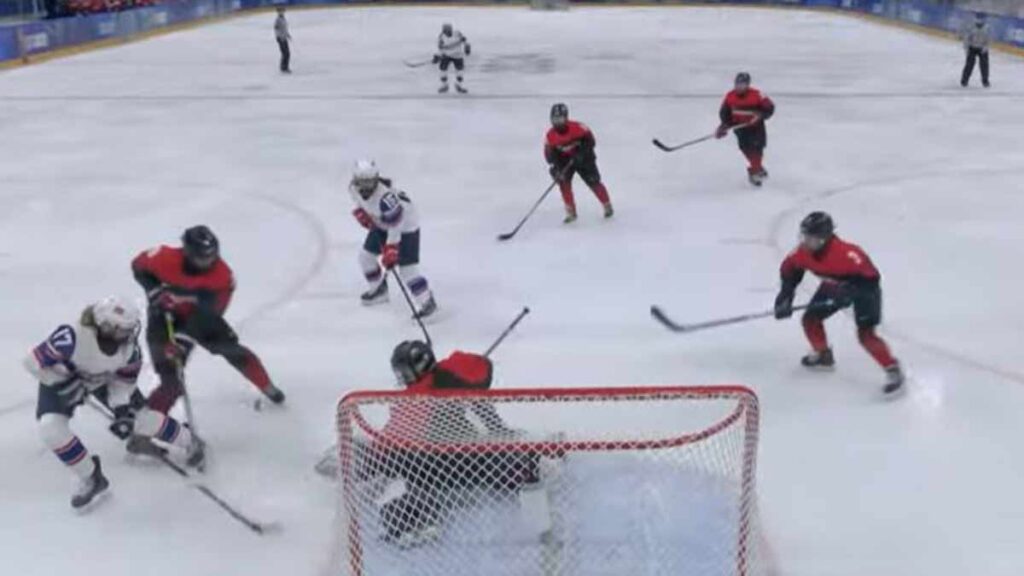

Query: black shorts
left=439, top=56, right=464, bottom=72
left=561, top=157, right=602, bottom=187
left=803, top=281, right=883, bottom=329
left=36, top=381, right=82, bottom=419
left=735, top=126, right=767, bottom=153
left=363, top=229, right=421, bottom=267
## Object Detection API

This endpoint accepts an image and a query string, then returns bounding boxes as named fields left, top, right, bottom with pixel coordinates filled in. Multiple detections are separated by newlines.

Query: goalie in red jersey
left=128, top=226, right=285, bottom=465
left=356, top=341, right=542, bottom=548
left=544, top=103, right=614, bottom=224
left=716, top=72, right=774, bottom=187
left=774, top=212, right=905, bottom=395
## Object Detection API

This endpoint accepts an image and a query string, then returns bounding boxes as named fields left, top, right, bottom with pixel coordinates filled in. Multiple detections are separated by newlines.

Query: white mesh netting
left=333, top=386, right=763, bottom=576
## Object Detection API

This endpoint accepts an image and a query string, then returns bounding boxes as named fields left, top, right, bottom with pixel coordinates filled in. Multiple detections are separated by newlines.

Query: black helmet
left=798, top=210, right=831, bottom=238
left=550, top=103, right=569, bottom=127
left=391, top=340, right=437, bottom=386
left=182, top=225, right=220, bottom=270
left=735, top=72, right=752, bottom=88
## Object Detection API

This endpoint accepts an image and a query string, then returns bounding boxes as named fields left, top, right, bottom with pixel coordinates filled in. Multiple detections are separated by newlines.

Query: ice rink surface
left=1, top=5, right=1023, bottom=576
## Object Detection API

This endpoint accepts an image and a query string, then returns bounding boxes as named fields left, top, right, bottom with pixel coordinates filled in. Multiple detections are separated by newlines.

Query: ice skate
left=126, top=434, right=167, bottom=458
left=438, top=83, right=450, bottom=94
left=414, top=296, right=438, bottom=320
left=71, top=456, right=109, bottom=510
left=603, top=203, right=614, bottom=219
left=393, top=523, right=441, bottom=549
left=883, top=363, right=906, bottom=396
left=185, top=436, right=206, bottom=470
left=455, top=83, right=468, bottom=94
left=801, top=348, right=835, bottom=370
left=361, top=281, right=389, bottom=306
left=563, top=205, right=577, bottom=224
left=262, top=383, right=286, bottom=405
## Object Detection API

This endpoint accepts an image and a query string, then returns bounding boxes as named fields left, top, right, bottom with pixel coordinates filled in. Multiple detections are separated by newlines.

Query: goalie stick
left=86, top=397, right=280, bottom=535
left=650, top=303, right=816, bottom=334
left=498, top=162, right=574, bottom=242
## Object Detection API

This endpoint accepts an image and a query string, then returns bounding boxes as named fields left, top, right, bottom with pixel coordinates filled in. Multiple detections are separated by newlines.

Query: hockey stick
left=484, top=307, right=530, bottom=358
left=652, top=133, right=715, bottom=153
left=164, top=313, right=203, bottom=470
left=497, top=162, right=574, bottom=242
left=652, top=120, right=759, bottom=153
left=650, top=303, right=816, bottom=334
left=389, top=268, right=432, bottom=347
left=403, top=57, right=434, bottom=68
left=86, top=397, right=279, bottom=535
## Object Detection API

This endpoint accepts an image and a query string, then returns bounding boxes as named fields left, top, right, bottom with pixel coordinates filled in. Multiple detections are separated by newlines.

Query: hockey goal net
left=332, top=385, right=763, bottom=576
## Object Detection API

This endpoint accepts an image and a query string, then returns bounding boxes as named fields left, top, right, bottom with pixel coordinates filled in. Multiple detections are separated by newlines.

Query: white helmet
left=352, top=159, right=380, bottom=198
left=91, top=297, right=141, bottom=343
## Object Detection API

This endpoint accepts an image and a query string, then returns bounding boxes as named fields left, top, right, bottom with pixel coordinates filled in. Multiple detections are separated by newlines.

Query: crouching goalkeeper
left=356, top=341, right=542, bottom=548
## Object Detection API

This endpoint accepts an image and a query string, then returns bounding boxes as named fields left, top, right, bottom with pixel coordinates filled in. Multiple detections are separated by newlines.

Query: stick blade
left=652, top=138, right=674, bottom=152
left=650, top=305, right=689, bottom=333
left=497, top=231, right=516, bottom=242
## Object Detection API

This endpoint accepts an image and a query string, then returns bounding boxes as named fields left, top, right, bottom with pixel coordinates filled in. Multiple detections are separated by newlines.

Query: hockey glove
left=774, top=290, right=795, bottom=320
left=465, top=43, right=471, bottom=57
left=353, top=208, right=374, bottom=230
left=432, top=54, right=441, bottom=64
left=549, top=163, right=570, bottom=183
left=381, top=244, right=400, bottom=269
left=109, top=404, right=136, bottom=440
left=715, top=124, right=730, bottom=139
left=149, top=287, right=196, bottom=316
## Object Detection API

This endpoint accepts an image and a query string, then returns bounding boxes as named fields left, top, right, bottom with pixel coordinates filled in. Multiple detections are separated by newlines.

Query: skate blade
left=360, top=296, right=390, bottom=307
left=73, top=489, right=111, bottom=514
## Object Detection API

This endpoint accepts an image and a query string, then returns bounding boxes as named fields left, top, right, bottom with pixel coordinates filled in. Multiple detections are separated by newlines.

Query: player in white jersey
left=24, top=297, right=199, bottom=509
left=350, top=159, right=438, bottom=319
left=432, top=23, right=471, bottom=94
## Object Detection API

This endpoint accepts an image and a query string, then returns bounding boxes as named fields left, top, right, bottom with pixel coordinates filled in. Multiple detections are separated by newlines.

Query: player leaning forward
left=350, top=160, right=438, bottom=318
left=130, top=226, right=285, bottom=464
left=773, top=212, right=905, bottom=395
left=545, top=103, right=614, bottom=223
left=24, top=298, right=194, bottom=508
left=434, top=23, right=470, bottom=94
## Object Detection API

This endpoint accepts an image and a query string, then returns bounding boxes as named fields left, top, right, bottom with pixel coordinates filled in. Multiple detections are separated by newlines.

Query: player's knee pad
left=38, top=413, right=73, bottom=450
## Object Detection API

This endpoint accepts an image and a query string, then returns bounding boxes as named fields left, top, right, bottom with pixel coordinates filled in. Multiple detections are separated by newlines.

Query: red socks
left=858, top=327, right=897, bottom=369
left=560, top=182, right=612, bottom=209
left=802, top=317, right=829, bottom=352
left=743, top=150, right=764, bottom=172
left=559, top=182, right=576, bottom=210
left=803, top=317, right=898, bottom=369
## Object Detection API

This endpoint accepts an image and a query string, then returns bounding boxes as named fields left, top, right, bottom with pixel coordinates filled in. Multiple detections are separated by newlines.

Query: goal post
left=333, top=385, right=764, bottom=576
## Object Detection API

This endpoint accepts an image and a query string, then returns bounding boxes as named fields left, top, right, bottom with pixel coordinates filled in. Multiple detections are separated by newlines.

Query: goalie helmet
left=88, top=296, right=141, bottom=345
left=182, top=225, right=220, bottom=271
left=391, top=340, right=437, bottom=386
left=352, top=159, right=380, bottom=200
left=799, top=211, right=835, bottom=252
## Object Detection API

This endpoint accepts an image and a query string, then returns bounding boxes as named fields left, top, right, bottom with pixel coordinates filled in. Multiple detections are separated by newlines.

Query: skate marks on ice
left=2, top=90, right=1021, bottom=103
left=479, top=53, right=556, bottom=75
left=764, top=165, right=1024, bottom=388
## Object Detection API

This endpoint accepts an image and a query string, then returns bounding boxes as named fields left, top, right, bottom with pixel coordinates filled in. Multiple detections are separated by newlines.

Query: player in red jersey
left=129, top=226, right=285, bottom=463
left=358, top=341, right=538, bottom=547
left=773, top=212, right=904, bottom=395
left=716, top=72, right=775, bottom=187
left=544, top=103, right=614, bottom=224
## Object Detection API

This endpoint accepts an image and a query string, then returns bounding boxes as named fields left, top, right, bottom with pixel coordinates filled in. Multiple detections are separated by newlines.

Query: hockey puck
left=253, top=398, right=263, bottom=412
